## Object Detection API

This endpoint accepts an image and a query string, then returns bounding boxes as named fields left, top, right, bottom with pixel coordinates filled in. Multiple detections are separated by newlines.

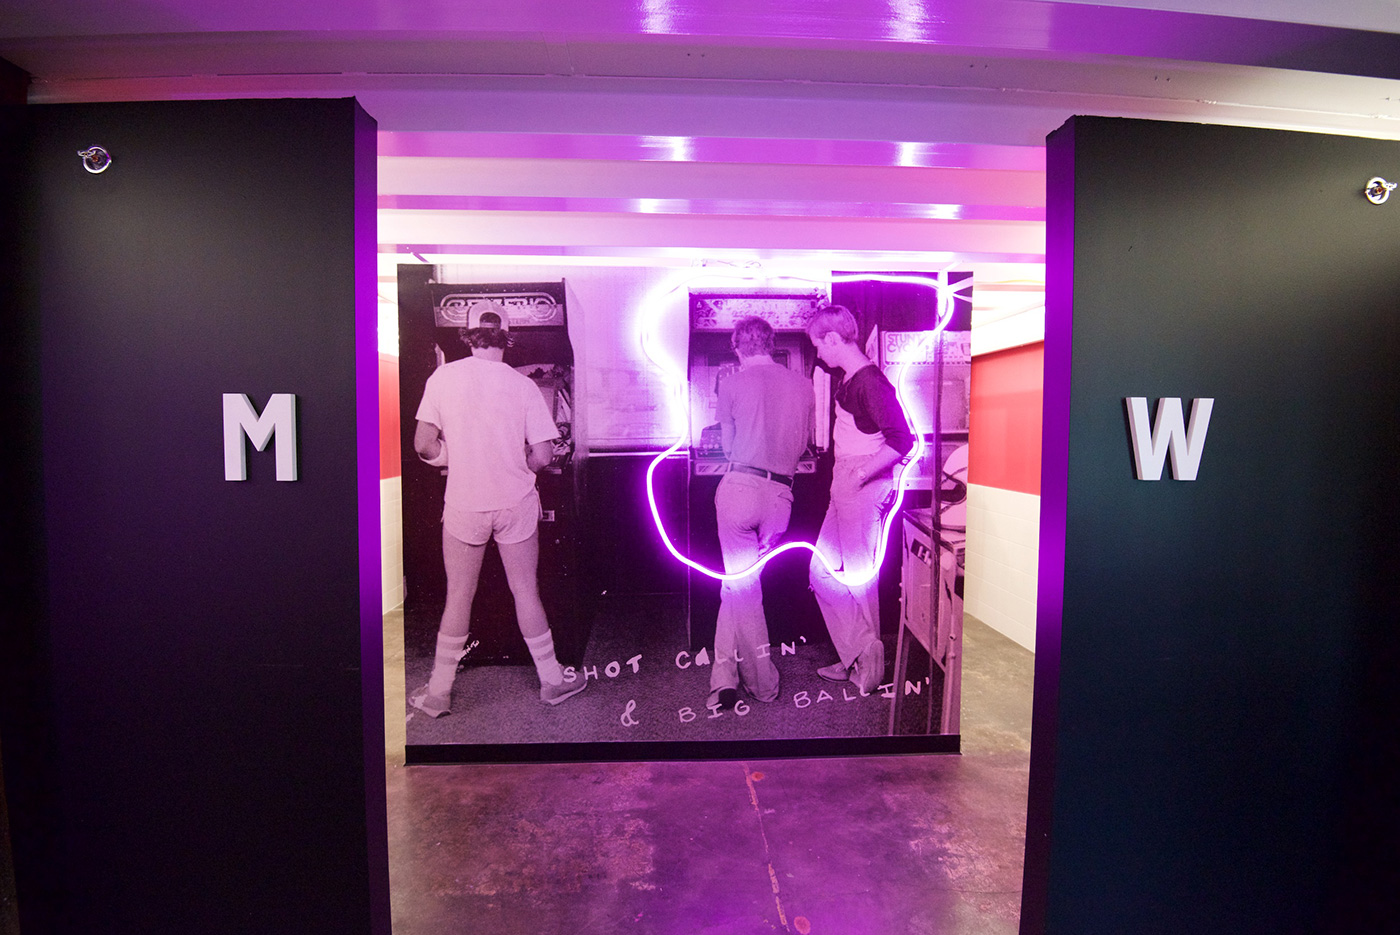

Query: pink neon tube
left=641, top=269, right=969, bottom=586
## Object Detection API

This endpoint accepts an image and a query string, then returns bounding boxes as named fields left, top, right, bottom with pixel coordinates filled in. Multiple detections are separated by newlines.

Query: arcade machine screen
left=689, top=346, right=808, bottom=467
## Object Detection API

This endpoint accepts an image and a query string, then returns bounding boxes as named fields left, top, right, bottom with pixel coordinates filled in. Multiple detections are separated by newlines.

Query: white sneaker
left=409, top=683, right=451, bottom=718
left=540, top=677, right=587, bottom=706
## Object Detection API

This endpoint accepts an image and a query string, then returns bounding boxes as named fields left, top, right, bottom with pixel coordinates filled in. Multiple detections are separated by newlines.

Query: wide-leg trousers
left=808, top=457, right=890, bottom=668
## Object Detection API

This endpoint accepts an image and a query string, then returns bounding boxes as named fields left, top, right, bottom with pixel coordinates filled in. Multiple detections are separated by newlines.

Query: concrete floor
left=382, top=610, right=1034, bottom=935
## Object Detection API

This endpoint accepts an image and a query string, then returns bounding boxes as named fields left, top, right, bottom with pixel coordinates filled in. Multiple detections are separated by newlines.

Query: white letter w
left=1124, top=397, right=1214, bottom=481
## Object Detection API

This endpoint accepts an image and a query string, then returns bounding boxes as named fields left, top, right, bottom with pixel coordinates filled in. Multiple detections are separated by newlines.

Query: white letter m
left=1124, top=397, right=1214, bottom=481
left=223, top=393, right=298, bottom=481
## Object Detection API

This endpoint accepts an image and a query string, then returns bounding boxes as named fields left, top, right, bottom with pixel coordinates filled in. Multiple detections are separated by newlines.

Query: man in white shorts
left=409, top=302, right=585, bottom=716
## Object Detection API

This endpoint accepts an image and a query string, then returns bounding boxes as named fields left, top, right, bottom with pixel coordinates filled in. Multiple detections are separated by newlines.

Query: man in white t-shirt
left=409, top=302, right=585, bottom=716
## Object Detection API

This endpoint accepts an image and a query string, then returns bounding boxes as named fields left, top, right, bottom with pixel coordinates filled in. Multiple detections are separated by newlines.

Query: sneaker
left=817, top=662, right=850, bottom=682
left=706, top=687, right=739, bottom=711
left=851, top=640, right=886, bottom=694
left=409, top=683, right=451, bottom=718
left=540, top=677, right=587, bottom=706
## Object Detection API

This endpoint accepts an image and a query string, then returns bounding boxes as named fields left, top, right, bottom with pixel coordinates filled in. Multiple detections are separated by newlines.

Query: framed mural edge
left=395, top=261, right=971, bottom=762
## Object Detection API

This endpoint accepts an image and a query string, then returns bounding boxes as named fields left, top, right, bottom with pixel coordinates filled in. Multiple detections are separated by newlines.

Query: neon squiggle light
left=640, top=267, right=971, bottom=587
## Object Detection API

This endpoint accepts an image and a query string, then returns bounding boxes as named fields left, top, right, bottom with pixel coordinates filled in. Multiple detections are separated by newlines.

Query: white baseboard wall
left=381, top=475, right=404, bottom=612
left=963, top=482, right=1039, bottom=652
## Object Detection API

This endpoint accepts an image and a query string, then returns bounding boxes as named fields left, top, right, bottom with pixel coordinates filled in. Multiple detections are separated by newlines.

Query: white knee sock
left=427, top=633, right=469, bottom=695
left=524, top=631, right=564, bottom=686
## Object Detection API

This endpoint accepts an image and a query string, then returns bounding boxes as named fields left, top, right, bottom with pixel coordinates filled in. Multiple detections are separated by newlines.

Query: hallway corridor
left=382, top=610, right=1034, bottom=935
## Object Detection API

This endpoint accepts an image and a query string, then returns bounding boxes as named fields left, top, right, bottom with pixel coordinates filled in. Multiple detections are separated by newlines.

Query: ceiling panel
left=377, top=156, right=1045, bottom=204
left=379, top=208, right=1044, bottom=254
left=6, top=1, right=1400, bottom=78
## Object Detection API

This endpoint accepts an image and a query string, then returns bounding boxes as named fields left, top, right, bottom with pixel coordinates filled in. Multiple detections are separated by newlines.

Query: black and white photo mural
left=397, top=263, right=971, bottom=761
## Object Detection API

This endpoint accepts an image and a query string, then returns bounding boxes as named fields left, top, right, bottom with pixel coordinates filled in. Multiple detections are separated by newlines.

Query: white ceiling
left=6, top=0, right=1400, bottom=343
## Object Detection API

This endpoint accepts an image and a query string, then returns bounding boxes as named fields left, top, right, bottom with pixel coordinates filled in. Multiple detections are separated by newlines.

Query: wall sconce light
left=1364, top=177, right=1395, bottom=205
left=78, top=147, right=112, bottom=174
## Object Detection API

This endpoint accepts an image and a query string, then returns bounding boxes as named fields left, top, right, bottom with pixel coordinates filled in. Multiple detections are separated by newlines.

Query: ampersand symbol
left=620, top=699, right=640, bottom=728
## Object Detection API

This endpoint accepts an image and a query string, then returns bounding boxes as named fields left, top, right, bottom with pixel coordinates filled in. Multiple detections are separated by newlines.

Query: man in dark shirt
left=708, top=316, right=815, bottom=710
left=805, top=304, right=915, bottom=693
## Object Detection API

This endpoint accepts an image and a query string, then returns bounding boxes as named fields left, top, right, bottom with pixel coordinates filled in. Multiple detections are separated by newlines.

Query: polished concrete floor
left=383, top=609, right=1034, bottom=935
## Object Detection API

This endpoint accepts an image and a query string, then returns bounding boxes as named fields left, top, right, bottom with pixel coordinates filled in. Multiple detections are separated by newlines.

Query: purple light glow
left=377, top=132, right=1044, bottom=172
left=639, top=268, right=970, bottom=586
left=353, top=102, right=391, bottom=935
left=378, top=193, right=1043, bottom=222
left=1018, top=116, right=1075, bottom=935
left=42, top=2, right=1399, bottom=82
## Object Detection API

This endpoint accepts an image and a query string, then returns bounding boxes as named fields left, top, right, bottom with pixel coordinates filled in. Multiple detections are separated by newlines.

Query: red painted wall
left=379, top=353, right=400, bottom=479
left=968, top=342, right=1043, bottom=495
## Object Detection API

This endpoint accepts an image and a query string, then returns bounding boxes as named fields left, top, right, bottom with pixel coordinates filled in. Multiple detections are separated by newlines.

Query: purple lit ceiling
left=5, top=0, right=1399, bottom=333
left=6, top=0, right=1400, bottom=68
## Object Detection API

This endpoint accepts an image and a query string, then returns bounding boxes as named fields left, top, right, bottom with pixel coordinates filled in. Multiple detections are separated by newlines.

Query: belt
left=730, top=463, right=795, bottom=487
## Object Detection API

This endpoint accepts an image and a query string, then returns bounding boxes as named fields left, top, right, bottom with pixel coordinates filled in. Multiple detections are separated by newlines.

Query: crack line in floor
left=742, top=762, right=791, bottom=933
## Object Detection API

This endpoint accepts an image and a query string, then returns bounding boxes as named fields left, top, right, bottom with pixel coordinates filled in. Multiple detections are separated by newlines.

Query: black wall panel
left=0, top=58, right=26, bottom=106
left=1026, top=117, right=1400, bottom=934
left=0, top=99, right=387, bottom=935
